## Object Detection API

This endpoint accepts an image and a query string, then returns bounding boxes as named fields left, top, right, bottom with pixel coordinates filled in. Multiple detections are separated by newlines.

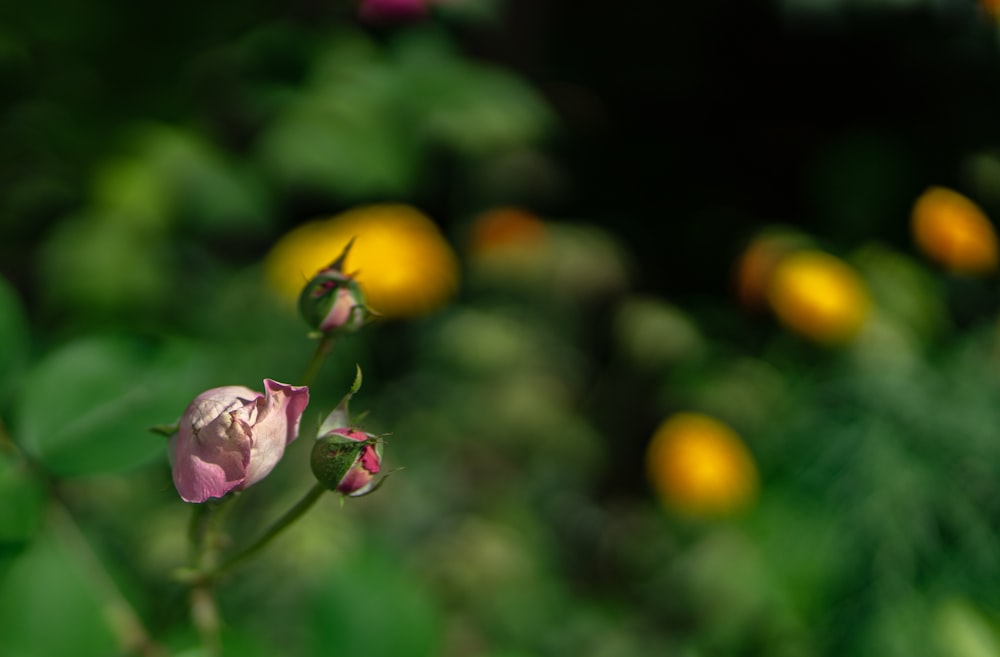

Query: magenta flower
left=170, top=380, right=310, bottom=503
left=359, top=0, right=428, bottom=22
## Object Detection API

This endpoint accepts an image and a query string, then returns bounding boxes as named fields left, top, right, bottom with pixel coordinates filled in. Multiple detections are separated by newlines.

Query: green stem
left=210, top=483, right=327, bottom=578
left=300, top=334, right=334, bottom=388
left=189, top=583, right=221, bottom=657
left=187, top=497, right=235, bottom=657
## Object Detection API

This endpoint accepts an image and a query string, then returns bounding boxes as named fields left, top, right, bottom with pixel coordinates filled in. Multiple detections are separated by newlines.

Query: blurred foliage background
left=5, top=0, right=1000, bottom=656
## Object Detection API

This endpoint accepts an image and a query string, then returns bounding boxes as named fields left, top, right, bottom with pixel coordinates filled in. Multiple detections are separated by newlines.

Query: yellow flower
left=911, top=186, right=998, bottom=275
left=646, top=413, right=758, bottom=516
left=767, top=250, right=870, bottom=345
left=266, top=204, right=459, bottom=318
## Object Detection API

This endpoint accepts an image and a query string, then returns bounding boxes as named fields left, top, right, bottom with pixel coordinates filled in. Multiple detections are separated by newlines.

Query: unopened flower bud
left=170, top=379, right=310, bottom=503
left=311, top=428, right=383, bottom=496
left=298, top=240, right=373, bottom=336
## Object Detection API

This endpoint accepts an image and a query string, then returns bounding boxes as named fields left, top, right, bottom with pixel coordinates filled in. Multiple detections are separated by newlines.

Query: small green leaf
left=349, top=364, right=363, bottom=395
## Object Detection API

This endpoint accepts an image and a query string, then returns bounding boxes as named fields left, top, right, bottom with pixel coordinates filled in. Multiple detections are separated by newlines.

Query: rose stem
left=209, top=482, right=327, bottom=578
left=188, top=497, right=234, bottom=657
left=300, top=334, right=334, bottom=388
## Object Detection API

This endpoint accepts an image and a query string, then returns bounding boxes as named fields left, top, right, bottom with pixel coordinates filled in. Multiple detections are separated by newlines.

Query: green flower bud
left=298, top=240, right=373, bottom=336
left=311, top=428, right=383, bottom=496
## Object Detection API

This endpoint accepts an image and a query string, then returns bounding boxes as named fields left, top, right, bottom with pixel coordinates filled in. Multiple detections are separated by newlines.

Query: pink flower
left=359, top=0, right=428, bottom=22
left=310, top=428, right=383, bottom=496
left=171, top=380, right=310, bottom=503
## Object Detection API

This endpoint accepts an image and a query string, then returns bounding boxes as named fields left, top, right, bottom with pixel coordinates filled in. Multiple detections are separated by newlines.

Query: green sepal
left=310, top=433, right=366, bottom=491
left=149, top=422, right=179, bottom=437
left=319, top=365, right=363, bottom=435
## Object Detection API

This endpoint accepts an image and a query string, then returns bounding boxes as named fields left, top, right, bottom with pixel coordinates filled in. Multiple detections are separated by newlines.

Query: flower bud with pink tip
left=170, top=380, right=309, bottom=503
left=298, top=240, right=373, bottom=337
left=311, top=428, right=383, bottom=496
left=309, top=365, right=386, bottom=497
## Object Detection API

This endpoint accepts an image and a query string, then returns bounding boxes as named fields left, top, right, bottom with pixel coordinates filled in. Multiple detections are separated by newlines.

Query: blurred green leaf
left=934, top=598, right=1000, bottom=657
left=615, top=296, right=706, bottom=370
left=0, top=529, right=118, bottom=657
left=309, top=547, right=443, bottom=657
left=94, top=124, right=270, bottom=235
left=260, top=95, right=418, bottom=198
left=91, top=155, right=172, bottom=230
left=257, top=32, right=420, bottom=199
left=0, top=450, right=45, bottom=584
left=257, top=28, right=553, bottom=199
left=0, top=451, right=45, bottom=545
left=40, top=212, right=168, bottom=314
left=14, top=337, right=209, bottom=476
left=852, top=243, right=948, bottom=345
left=396, top=30, right=554, bottom=156
left=0, top=276, right=29, bottom=404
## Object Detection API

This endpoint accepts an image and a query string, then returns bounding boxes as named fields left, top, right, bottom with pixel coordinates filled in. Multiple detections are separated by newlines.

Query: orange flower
left=734, top=229, right=810, bottom=310
left=467, top=207, right=547, bottom=256
left=646, top=413, right=758, bottom=516
left=767, top=250, right=870, bottom=345
left=266, top=204, right=459, bottom=318
left=911, top=186, right=998, bottom=275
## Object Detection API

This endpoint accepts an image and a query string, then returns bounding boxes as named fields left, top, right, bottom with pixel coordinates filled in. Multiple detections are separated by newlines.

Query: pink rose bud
left=170, top=379, right=309, bottom=503
left=298, top=241, right=372, bottom=336
left=310, top=428, right=383, bottom=496
left=359, top=0, right=428, bottom=22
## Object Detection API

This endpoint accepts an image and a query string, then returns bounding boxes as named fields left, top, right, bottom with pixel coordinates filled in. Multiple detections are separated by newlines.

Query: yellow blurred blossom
left=266, top=204, right=459, bottom=318
left=734, top=229, right=810, bottom=310
left=767, top=250, right=871, bottom=345
left=911, top=186, right=998, bottom=275
left=646, top=412, right=758, bottom=516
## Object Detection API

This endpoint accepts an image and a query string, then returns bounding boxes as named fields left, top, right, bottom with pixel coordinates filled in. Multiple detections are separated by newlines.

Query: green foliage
left=0, top=452, right=44, bottom=546
left=3, top=3, right=1000, bottom=657
left=0, top=276, right=29, bottom=406
left=308, top=548, right=443, bottom=657
left=258, top=28, right=553, bottom=199
left=0, top=451, right=45, bottom=583
left=0, top=530, right=118, bottom=657
left=14, top=337, right=209, bottom=476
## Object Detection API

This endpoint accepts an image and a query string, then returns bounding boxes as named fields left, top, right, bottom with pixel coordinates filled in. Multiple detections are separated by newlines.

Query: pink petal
left=243, top=380, right=310, bottom=487
left=171, top=393, right=257, bottom=502
left=359, top=444, right=381, bottom=474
